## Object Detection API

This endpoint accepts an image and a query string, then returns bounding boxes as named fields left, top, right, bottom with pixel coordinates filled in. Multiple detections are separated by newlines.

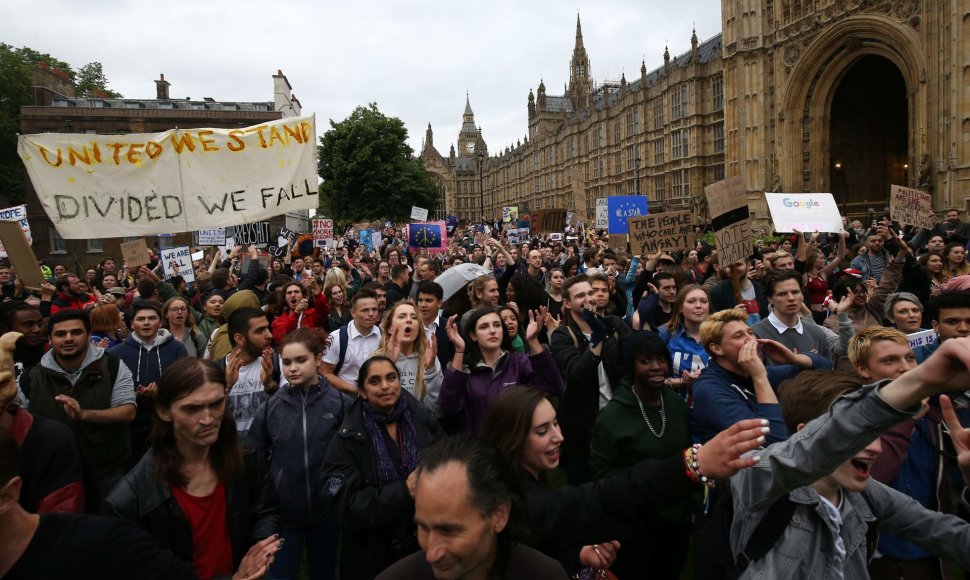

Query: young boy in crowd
left=727, top=336, right=970, bottom=578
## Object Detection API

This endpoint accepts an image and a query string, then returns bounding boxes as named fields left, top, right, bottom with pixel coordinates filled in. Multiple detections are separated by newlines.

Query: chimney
left=155, top=74, right=170, bottom=100
left=273, top=69, right=294, bottom=117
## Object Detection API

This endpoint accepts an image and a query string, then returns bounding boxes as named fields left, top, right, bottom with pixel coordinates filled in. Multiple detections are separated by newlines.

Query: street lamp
left=634, top=153, right=641, bottom=196
left=477, top=151, right=485, bottom=224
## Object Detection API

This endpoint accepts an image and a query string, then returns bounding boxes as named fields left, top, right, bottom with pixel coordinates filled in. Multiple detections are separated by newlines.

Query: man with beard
left=20, top=310, right=135, bottom=499
left=50, top=273, right=97, bottom=315
left=109, top=302, right=187, bottom=465
left=223, top=307, right=276, bottom=433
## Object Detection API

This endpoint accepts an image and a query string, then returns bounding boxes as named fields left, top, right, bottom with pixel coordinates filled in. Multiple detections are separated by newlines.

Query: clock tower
left=457, top=93, right=483, bottom=157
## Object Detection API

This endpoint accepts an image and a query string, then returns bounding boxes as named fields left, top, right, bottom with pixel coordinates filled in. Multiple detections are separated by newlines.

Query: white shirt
left=767, top=311, right=804, bottom=335
left=423, top=312, right=442, bottom=340
left=323, top=322, right=382, bottom=386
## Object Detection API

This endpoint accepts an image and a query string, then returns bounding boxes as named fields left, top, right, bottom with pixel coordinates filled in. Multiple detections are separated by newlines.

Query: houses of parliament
left=420, top=1, right=970, bottom=230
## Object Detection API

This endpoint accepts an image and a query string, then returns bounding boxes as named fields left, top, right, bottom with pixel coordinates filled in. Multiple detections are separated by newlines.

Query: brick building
left=15, top=67, right=308, bottom=270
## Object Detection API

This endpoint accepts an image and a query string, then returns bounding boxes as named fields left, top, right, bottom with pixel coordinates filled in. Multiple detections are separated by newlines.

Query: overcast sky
left=3, top=0, right=722, bottom=154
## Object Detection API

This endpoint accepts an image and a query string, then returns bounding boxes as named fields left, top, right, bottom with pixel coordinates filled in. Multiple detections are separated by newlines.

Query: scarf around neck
left=361, top=396, right=420, bottom=486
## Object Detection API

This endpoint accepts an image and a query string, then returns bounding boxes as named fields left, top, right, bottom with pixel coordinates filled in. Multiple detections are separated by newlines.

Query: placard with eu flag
left=407, top=221, right=448, bottom=253
left=607, top=196, right=649, bottom=234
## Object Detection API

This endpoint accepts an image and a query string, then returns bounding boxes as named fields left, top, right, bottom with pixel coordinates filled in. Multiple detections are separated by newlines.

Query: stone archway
left=828, top=55, right=909, bottom=217
left=778, top=15, right=926, bottom=217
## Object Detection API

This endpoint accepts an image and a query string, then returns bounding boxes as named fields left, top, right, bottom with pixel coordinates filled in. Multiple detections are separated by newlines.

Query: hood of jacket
left=126, top=327, right=174, bottom=351
left=40, top=344, right=106, bottom=375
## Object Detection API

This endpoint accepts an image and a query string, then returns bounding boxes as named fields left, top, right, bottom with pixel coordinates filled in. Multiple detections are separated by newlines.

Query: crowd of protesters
left=2, top=208, right=970, bottom=579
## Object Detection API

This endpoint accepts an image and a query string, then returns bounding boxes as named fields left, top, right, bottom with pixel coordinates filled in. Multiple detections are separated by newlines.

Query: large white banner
left=18, top=116, right=318, bottom=239
left=765, top=193, right=843, bottom=233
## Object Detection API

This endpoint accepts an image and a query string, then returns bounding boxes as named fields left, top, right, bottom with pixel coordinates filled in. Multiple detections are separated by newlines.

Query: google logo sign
left=782, top=198, right=821, bottom=208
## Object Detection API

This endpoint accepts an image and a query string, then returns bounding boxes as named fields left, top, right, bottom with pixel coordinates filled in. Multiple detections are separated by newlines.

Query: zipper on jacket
left=300, top=388, right=312, bottom=508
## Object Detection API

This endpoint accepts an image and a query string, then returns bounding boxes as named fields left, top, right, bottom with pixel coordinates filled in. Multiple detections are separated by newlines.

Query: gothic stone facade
left=423, top=3, right=970, bottom=229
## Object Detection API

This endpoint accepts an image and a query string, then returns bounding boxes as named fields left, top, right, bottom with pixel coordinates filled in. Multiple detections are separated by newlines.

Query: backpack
left=694, top=483, right=880, bottom=579
left=331, top=324, right=350, bottom=377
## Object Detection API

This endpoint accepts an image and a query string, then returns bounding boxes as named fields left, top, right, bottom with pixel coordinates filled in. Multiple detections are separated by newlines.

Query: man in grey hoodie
left=109, top=302, right=187, bottom=467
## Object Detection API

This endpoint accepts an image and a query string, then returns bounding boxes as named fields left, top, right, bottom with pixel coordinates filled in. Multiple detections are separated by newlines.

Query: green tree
left=318, top=103, right=439, bottom=223
left=75, top=62, right=122, bottom=98
left=0, top=44, right=122, bottom=203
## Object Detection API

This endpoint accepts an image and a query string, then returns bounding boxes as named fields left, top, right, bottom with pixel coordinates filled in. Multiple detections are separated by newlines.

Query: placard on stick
left=705, top=176, right=752, bottom=266
left=120, top=238, right=151, bottom=268
left=890, top=185, right=934, bottom=230
left=0, top=220, right=45, bottom=289
left=627, top=211, right=695, bottom=255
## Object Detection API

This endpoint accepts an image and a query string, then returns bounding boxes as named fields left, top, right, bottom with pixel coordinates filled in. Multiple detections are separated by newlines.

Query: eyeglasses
left=169, top=307, right=188, bottom=312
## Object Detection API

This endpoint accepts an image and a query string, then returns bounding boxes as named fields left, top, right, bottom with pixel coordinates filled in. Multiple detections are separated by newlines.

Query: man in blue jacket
left=109, top=302, right=187, bottom=465
left=690, top=308, right=831, bottom=444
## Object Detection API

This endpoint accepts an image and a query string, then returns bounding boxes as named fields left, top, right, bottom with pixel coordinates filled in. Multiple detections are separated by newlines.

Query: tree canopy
left=317, top=103, right=439, bottom=223
left=0, top=44, right=122, bottom=203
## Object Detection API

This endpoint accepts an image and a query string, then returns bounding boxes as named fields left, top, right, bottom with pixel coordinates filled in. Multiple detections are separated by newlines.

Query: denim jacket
left=730, top=383, right=970, bottom=579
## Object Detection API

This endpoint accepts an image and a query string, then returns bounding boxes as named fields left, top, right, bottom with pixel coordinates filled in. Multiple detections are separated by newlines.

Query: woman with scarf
left=320, top=355, right=442, bottom=579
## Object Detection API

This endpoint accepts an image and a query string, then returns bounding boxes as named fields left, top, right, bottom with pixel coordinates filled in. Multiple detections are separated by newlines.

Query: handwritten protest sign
left=627, top=211, right=695, bottom=255
left=595, top=198, right=608, bottom=229
left=18, top=116, right=318, bottom=238
left=410, top=206, right=429, bottom=221
left=196, top=229, right=226, bottom=246
left=0, top=205, right=31, bottom=259
left=890, top=185, right=934, bottom=230
left=312, top=218, right=333, bottom=248
left=765, top=193, right=843, bottom=233
left=227, top=222, right=270, bottom=246
left=160, top=246, right=194, bottom=283
left=907, top=328, right=936, bottom=351
left=705, top=176, right=751, bottom=266
left=0, top=220, right=44, bottom=289
left=120, top=238, right=151, bottom=268
left=267, top=226, right=297, bottom=258
left=531, top=209, right=567, bottom=234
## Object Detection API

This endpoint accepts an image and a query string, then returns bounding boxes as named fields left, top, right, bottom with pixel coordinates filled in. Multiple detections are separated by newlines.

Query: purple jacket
left=439, top=349, right=564, bottom=433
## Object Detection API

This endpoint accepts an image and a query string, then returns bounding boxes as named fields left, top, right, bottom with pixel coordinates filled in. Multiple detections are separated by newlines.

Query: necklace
left=632, top=387, right=666, bottom=437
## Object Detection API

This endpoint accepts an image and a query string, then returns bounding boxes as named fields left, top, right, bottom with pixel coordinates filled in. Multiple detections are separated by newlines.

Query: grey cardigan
left=731, top=383, right=970, bottom=579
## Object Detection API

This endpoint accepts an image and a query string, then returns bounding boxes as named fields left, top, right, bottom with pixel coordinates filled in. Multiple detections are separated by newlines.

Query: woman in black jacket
left=480, top=385, right=770, bottom=577
left=103, top=358, right=281, bottom=580
left=320, top=355, right=443, bottom=580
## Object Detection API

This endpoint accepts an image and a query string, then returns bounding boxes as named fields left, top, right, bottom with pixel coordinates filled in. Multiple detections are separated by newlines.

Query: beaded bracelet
left=683, top=443, right=716, bottom=487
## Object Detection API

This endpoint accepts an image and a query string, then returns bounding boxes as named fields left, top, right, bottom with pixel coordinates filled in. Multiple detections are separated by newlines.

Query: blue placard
left=607, top=196, right=649, bottom=234
left=359, top=229, right=373, bottom=251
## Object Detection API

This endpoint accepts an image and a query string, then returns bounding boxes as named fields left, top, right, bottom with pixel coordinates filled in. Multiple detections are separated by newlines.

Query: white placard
left=371, top=231, right=382, bottom=250
left=0, top=205, right=31, bottom=258
left=410, top=206, right=429, bottom=221
left=595, top=198, right=608, bottom=229
left=907, top=329, right=936, bottom=351
left=765, top=193, right=844, bottom=233
left=160, top=246, right=195, bottom=283
left=197, top=228, right=226, bottom=246
left=18, top=116, right=318, bottom=238
left=190, top=250, right=204, bottom=261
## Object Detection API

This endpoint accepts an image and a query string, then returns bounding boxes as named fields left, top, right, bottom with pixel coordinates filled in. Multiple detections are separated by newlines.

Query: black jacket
left=321, top=393, right=442, bottom=580
left=550, top=315, right=632, bottom=467
left=520, top=455, right=697, bottom=575
left=710, top=278, right=769, bottom=319
left=102, top=437, right=280, bottom=569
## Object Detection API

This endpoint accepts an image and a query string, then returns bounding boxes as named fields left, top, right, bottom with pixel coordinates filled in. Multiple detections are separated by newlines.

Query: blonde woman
left=373, top=299, right=442, bottom=415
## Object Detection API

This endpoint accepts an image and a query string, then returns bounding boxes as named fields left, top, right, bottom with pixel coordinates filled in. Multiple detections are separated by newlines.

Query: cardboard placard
left=705, top=176, right=751, bottom=266
left=765, top=193, right=843, bottom=233
left=890, top=185, right=934, bottom=230
left=120, top=238, right=152, bottom=268
left=0, top=220, right=45, bottom=289
left=160, top=246, right=194, bottom=283
left=410, top=206, right=429, bottom=221
left=713, top=218, right=752, bottom=267
left=627, top=211, right=695, bottom=255
left=531, top=209, right=568, bottom=234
